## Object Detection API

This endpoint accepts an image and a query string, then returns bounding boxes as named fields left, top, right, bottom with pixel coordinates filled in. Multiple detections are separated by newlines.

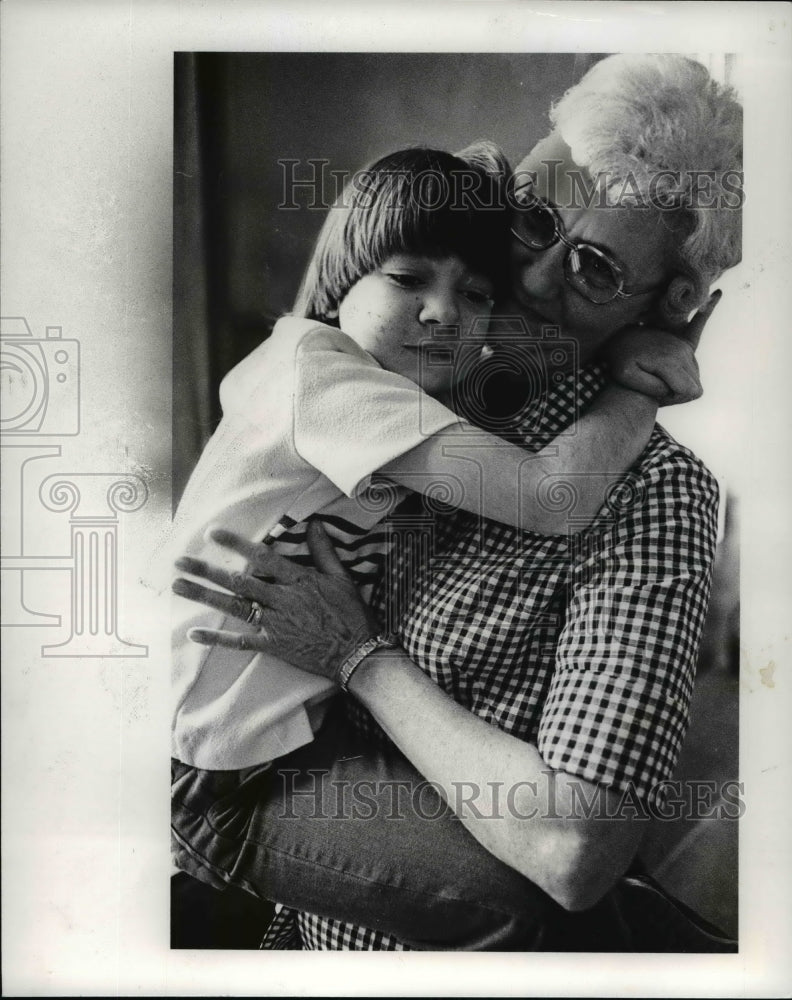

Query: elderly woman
left=171, top=54, right=742, bottom=951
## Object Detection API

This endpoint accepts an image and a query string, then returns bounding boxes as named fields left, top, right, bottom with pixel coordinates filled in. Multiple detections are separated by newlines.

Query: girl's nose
left=419, top=290, right=460, bottom=326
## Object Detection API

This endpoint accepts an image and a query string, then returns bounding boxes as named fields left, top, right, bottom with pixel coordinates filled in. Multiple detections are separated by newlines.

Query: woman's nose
left=514, top=242, right=566, bottom=301
left=419, top=290, right=460, bottom=326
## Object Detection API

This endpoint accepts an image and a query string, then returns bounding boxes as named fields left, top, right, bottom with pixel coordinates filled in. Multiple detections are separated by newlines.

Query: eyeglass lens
left=513, top=196, right=624, bottom=303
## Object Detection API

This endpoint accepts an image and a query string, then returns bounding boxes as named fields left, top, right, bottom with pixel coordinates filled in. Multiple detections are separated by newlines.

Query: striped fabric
left=260, top=363, right=720, bottom=950
left=265, top=510, right=393, bottom=606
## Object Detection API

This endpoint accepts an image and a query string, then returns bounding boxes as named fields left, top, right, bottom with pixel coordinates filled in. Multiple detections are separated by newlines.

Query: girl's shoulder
left=273, top=315, right=368, bottom=361
left=220, top=318, right=361, bottom=399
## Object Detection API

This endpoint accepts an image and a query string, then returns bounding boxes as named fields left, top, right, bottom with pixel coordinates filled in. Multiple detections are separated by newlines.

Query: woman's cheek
left=564, top=303, right=620, bottom=360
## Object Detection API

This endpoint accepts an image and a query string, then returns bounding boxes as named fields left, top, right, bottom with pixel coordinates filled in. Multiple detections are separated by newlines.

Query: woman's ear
left=649, top=274, right=708, bottom=330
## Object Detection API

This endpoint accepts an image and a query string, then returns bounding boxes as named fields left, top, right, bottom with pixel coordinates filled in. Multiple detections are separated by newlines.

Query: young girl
left=171, top=144, right=698, bottom=771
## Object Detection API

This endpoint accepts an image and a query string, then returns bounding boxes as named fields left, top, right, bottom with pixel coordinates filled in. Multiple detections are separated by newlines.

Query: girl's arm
left=380, top=302, right=714, bottom=535
left=379, top=385, right=658, bottom=535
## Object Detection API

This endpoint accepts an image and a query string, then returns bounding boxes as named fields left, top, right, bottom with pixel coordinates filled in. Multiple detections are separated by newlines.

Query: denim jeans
left=171, top=703, right=738, bottom=952
left=171, top=703, right=557, bottom=951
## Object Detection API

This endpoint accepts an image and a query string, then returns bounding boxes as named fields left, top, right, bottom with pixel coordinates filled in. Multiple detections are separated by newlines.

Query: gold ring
left=246, top=600, right=265, bottom=628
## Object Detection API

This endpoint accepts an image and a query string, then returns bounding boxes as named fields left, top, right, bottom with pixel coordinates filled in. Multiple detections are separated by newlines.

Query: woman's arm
left=346, top=644, right=643, bottom=911
left=176, top=524, right=642, bottom=911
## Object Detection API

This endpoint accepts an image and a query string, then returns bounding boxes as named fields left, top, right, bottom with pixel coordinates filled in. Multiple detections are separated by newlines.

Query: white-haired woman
left=172, top=54, right=742, bottom=951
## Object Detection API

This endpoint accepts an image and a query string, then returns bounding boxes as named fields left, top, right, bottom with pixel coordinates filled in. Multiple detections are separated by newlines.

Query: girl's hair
left=293, top=143, right=511, bottom=323
left=549, top=54, right=743, bottom=321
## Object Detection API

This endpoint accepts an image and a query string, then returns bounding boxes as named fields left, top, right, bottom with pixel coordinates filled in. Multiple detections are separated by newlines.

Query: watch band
left=337, top=634, right=398, bottom=692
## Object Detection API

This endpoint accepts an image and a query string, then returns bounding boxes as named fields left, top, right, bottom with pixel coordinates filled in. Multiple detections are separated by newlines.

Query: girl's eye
left=385, top=272, right=422, bottom=289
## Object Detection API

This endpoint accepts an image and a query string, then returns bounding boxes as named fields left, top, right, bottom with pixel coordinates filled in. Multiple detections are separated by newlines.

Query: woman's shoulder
left=627, top=423, right=720, bottom=521
left=643, top=424, right=717, bottom=487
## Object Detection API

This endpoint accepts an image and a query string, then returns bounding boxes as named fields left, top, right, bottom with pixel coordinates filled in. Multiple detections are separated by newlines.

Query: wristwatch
left=337, top=633, right=399, bottom=692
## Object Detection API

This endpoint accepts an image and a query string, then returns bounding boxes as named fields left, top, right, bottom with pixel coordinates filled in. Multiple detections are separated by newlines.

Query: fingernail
left=206, top=524, right=231, bottom=544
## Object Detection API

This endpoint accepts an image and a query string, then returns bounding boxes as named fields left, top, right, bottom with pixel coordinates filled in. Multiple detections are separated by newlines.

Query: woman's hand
left=172, top=523, right=380, bottom=682
left=605, top=289, right=721, bottom=405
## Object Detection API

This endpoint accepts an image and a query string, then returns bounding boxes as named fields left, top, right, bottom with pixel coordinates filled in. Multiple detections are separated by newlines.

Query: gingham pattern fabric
left=261, top=363, right=719, bottom=950
left=298, top=911, right=408, bottom=951
left=259, top=903, right=302, bottom=950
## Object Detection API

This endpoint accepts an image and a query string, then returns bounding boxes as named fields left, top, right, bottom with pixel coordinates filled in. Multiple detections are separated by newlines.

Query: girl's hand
left=172, top=523, right=380, bottom=683
left=605, top=290, right=721, bottom=406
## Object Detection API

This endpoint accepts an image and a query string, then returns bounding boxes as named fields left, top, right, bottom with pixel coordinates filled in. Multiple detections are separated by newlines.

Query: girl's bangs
left=348, top=166, right=508, bottom=283
left=298, top=146, right=511, bottom=320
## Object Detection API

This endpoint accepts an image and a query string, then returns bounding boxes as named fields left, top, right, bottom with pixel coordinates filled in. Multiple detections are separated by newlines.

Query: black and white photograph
left=1, top=2, right=790, bottom=996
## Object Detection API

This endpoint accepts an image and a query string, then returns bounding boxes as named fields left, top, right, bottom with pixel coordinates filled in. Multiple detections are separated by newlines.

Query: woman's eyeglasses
left=510, top=187, right=666, bottom=305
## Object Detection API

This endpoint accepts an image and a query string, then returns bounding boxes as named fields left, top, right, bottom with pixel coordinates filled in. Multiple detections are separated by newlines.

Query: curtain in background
left=173, top=53, right=212, bottom=507
left=173, top=53, right=240, bottom=506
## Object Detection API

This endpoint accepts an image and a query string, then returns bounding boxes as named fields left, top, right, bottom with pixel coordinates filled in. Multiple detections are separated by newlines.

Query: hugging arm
left=177, top=445, right=719, bottom=917
left=380, top=296, right=716, bottom=535
left=344, top=637, right=643, bottom=911
left=177, top=523, right=637, bottom=912
left=380, top=386, right=659, bottom=536
left=343, top=444, right=719, bottom=909
left=300, top=495, right=716, bottom=908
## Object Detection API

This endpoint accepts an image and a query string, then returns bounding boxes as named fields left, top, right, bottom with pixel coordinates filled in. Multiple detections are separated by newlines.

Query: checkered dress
left=260, top=364, right=720, bottom=950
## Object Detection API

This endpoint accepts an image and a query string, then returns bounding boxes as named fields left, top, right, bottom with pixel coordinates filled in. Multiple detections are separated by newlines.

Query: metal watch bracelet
left=337, top=634, right=398, bottom=692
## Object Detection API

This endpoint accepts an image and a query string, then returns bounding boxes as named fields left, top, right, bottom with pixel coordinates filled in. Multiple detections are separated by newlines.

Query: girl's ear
left=325, top=306, right=339, bottom=319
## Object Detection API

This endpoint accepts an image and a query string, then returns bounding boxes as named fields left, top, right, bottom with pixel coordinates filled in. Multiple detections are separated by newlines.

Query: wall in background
left=174, top=52, right=594, bottom=494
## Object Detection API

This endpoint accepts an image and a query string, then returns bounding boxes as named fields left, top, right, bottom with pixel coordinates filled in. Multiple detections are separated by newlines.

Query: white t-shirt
left=171, top=316, right=460, bottom=769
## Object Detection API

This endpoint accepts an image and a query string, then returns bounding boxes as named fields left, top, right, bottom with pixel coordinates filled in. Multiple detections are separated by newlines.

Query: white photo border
left=1, top=1, right=791, bottom=996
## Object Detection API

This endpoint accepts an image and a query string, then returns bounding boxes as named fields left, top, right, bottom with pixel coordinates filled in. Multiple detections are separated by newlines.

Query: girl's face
left=336, top=253, right=494, bottom=398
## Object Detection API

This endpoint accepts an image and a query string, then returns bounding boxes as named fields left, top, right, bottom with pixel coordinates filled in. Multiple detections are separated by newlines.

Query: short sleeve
left=293, top=326, right=460, bottom=497
left=537, top=445, right=720, bottom=804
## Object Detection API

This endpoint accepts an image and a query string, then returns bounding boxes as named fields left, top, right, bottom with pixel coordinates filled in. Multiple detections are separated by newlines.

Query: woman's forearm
left=175, top=525, right=644, bottom=909
left=347, top=647, right=643, bottom=911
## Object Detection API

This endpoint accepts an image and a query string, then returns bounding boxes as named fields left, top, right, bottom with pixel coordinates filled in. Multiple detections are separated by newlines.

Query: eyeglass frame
left=510, top=187, right=668, bottom=305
